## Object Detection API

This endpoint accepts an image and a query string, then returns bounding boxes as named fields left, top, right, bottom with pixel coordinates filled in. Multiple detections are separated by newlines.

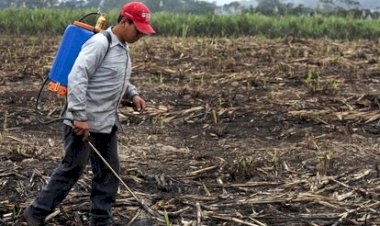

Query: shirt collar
left=106, top=27, right=129, bottom=51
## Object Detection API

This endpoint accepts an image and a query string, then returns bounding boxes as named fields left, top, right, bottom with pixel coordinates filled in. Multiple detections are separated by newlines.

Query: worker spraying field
left=25, top=2, right=158, bottom=226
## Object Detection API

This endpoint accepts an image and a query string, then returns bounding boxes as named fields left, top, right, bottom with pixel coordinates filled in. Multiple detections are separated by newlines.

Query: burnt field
left=0, top=35, right=380, bottom=225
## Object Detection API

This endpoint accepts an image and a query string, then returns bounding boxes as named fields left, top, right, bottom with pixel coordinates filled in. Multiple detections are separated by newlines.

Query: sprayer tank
left=48, top=23, right=95, bottom=95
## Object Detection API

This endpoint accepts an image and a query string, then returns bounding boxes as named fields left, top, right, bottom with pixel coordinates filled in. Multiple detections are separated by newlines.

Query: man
left=24, top=2, right=155, bottom=225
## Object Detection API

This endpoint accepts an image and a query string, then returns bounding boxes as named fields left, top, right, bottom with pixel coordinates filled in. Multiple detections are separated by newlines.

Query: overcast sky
left=206, top=0, right=236, bottom=5
left=204, top=0, right=380, bottom=9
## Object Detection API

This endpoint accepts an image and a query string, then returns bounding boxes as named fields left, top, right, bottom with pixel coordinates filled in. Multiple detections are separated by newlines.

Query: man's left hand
left=132, top=95, right=146, bottom=112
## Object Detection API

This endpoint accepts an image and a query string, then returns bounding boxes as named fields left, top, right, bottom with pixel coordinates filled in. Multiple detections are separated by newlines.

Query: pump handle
left=77, top=12, right=99, bottom=23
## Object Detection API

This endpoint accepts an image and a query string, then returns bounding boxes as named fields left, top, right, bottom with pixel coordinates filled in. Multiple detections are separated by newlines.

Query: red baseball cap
left=121, top=2, right=155, bottom=34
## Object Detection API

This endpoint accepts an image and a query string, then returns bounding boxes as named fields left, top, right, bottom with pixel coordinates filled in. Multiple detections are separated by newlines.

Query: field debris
left=0, top=36, right=380, bottom=225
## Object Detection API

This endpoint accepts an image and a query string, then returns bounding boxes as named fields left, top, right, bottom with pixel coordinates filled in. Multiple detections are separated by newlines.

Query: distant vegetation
left=1, top=8, right=380, bottom=39
left=1, top=0, right=380, bottom=18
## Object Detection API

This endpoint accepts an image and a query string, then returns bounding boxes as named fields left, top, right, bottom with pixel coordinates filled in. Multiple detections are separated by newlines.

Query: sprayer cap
left=121, top=2, right=155, bottom=34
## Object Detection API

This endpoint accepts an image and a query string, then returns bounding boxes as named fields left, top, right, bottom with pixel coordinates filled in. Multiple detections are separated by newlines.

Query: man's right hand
left=73, top=120, right=90, bottom=141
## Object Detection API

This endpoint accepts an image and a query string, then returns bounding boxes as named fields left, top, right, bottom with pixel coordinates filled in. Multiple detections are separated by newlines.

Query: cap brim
left=134, top=21, right=155, bottom=34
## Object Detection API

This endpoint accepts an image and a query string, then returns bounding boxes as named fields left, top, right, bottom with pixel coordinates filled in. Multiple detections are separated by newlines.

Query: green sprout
left=211, top=109, right=218, bottom=124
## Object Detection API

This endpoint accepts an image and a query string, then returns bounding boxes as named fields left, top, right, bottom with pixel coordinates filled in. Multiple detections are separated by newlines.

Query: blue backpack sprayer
left=35, top=12, right=110, bottom=124
left=47, top=15, right=108, bottom=96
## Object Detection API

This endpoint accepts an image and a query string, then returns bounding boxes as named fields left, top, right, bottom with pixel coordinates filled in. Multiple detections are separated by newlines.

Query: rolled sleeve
left=124, top=83, right=139, bottom=101
left=71, top=110, right=87, bottom=121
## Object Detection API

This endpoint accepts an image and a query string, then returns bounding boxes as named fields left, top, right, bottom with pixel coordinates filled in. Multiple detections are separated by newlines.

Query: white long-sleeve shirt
left=64, top=27, right=138, bottom=133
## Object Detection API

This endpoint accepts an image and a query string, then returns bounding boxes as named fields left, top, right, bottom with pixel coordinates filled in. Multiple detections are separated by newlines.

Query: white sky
left=204, top=0, right=380, bottom=9
left=204, top=0, right=237, bottom=5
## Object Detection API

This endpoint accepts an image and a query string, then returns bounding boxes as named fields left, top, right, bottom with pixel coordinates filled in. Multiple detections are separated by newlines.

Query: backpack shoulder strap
left=101, top=30, right=112, bottom=51
left=99, top=30, right=112, bottom=64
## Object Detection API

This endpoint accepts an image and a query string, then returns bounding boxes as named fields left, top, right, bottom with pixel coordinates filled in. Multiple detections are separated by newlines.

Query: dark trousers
left=27, top=125, right=120, bottom=226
